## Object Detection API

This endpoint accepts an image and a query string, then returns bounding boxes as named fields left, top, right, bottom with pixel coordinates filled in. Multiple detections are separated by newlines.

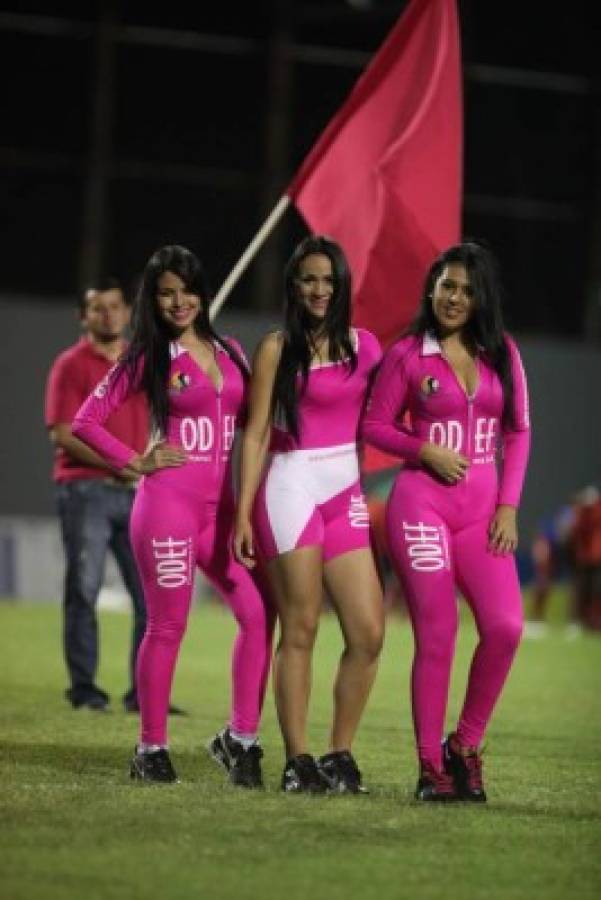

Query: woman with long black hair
left=73, top=245, right=273, bottom=786
left=234, top=235, right=384, bottom=794
left=363, top=241, right=530, bottom=802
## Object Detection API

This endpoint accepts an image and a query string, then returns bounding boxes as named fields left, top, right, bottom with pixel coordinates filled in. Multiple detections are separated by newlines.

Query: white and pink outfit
left=362, top=331, right=530, bottom=768
left=254, top=328, right=382, bottom=563
left=73, top=340, right=273, bottom=746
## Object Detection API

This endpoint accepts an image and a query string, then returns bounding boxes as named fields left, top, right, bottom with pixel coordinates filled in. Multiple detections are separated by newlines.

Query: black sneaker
left=80, top=695, right=110, bottom=712
left=281, top=754, right=326, bottom=794
left=318, top=750, right=368, bottom=794
left=66, top=687, right=110, bottom=711
left=207, top=728, right=264, bottom=789
left=415, top=760, right=458, bottom=801
left=130, top=747, right=179, bottom=784
left=442, top=733, right=487, bottom=802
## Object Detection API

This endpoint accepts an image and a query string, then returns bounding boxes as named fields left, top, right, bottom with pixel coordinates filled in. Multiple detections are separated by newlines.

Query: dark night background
left=0, top=0, right=599, bottom=336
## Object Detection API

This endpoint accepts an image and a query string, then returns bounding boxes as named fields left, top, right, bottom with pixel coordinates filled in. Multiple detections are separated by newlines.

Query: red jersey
left=44, top=337, right=149, bottom=483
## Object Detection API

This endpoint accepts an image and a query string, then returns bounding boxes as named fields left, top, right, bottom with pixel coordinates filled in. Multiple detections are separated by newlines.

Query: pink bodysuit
left=362, top=331, right=530, bottom=767
left=254, top=328, right=382, bottom=563
left=73, top=340, right=273, bottom=746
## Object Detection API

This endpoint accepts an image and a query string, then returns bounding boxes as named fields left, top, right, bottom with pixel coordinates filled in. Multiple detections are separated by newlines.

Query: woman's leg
left=322, top=548, right=384, bottom=752
left=386, top=496, right=458, bottom=772
left=196, top=506, right=276, bottom=739
left=266, top=546, right=324, bottom=759
left=129, top=486, right=196, bottom=748
left=452, top=518, right=524, bottom=748
left=198, top=509, right=276, bottom=788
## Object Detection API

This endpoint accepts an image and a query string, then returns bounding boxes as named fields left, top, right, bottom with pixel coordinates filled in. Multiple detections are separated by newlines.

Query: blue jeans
left=56, top=479, right=146, bottom=705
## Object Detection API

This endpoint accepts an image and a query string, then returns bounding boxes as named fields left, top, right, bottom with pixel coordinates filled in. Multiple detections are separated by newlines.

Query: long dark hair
left=409, top=241, right=515, bottom=427
left=273, top=235, right=357, bottom=438
left=119, top=244, right=247, bottom=435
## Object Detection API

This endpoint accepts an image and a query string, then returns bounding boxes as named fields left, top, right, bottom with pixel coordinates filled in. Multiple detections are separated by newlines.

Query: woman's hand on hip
left=488, top=504, right=518, bottom=555
left=234, top=516, right=256, bottom=569
left=420, top=443, right=470, bottom=484
left=131, top=442, right=188, bottom=475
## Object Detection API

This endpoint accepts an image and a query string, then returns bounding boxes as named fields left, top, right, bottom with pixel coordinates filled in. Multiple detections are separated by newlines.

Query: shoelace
left=421, top=761, right=455, bottom=793
left=336, top=753, right=361, bottom=785
left=235, top=744, right=263, bottom=774
left=295, top=755, right=322, bottom=787
left=448, top=734, right=486, bottom=791
left=149, top=750, right=175, bottom=778
left=464, top=751, right=483, bottom=791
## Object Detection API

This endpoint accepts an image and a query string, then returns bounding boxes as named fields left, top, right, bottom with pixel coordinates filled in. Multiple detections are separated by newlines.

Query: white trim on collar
left=169, top=339, right=228, bottom=359
left=421, top=331, right=485, bottom=356
left=421, top=331, right=442, bottom=356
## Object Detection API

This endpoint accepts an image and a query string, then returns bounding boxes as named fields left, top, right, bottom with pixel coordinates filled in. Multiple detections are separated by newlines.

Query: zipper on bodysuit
left=465, top=394, right=473, bottom=485
left=212, top=341, right=225, bottom=484
left=439, top=350, right=476, bottom=488
left=215, top=393, right=222, bottom=483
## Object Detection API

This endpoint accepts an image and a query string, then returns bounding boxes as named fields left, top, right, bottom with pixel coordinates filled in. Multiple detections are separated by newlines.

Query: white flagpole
left=209, top=194, right=291, bottom=321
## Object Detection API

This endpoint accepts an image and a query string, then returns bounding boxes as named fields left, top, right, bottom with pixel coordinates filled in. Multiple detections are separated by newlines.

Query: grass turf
left=0, top=593, right=600, bottom=900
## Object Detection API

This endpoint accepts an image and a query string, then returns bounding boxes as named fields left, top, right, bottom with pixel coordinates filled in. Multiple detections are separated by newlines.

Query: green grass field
left=1, top=594, right=600, bottom=900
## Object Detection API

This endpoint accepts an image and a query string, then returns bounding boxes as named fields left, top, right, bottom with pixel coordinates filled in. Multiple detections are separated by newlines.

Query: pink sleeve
left=498, top=336, right=531, bottom=507
left=361, top=339, right=424, bottom=463
left=72, top=360, right=143, bottom=471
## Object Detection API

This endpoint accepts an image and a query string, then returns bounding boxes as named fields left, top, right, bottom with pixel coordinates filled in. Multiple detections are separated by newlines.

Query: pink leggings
left=386, top=466, right=523, bottom=769
left=130, top=479, right=274, bottom=746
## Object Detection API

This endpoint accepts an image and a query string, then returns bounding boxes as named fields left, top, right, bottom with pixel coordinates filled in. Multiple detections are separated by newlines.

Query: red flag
left=288, top=0, right=462, bottom=351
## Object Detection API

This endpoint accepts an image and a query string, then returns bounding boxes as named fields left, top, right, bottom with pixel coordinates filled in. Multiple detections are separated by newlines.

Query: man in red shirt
left=45, top=278, right=150, bottom=712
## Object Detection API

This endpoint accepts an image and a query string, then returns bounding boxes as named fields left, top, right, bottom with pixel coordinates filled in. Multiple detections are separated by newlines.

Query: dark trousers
left=56, top=479, right=146, bottom=705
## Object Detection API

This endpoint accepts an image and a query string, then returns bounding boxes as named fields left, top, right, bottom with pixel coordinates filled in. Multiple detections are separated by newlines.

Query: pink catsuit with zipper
left=73, top=340, right=273, bottom=745
left=362, top=331, right=530, bottom=768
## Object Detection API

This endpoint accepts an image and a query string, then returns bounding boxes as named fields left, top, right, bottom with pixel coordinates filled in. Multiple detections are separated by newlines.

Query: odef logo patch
left=420, top=375, right=440, bottom=396
left=170, top=371, right=191, bottom=391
